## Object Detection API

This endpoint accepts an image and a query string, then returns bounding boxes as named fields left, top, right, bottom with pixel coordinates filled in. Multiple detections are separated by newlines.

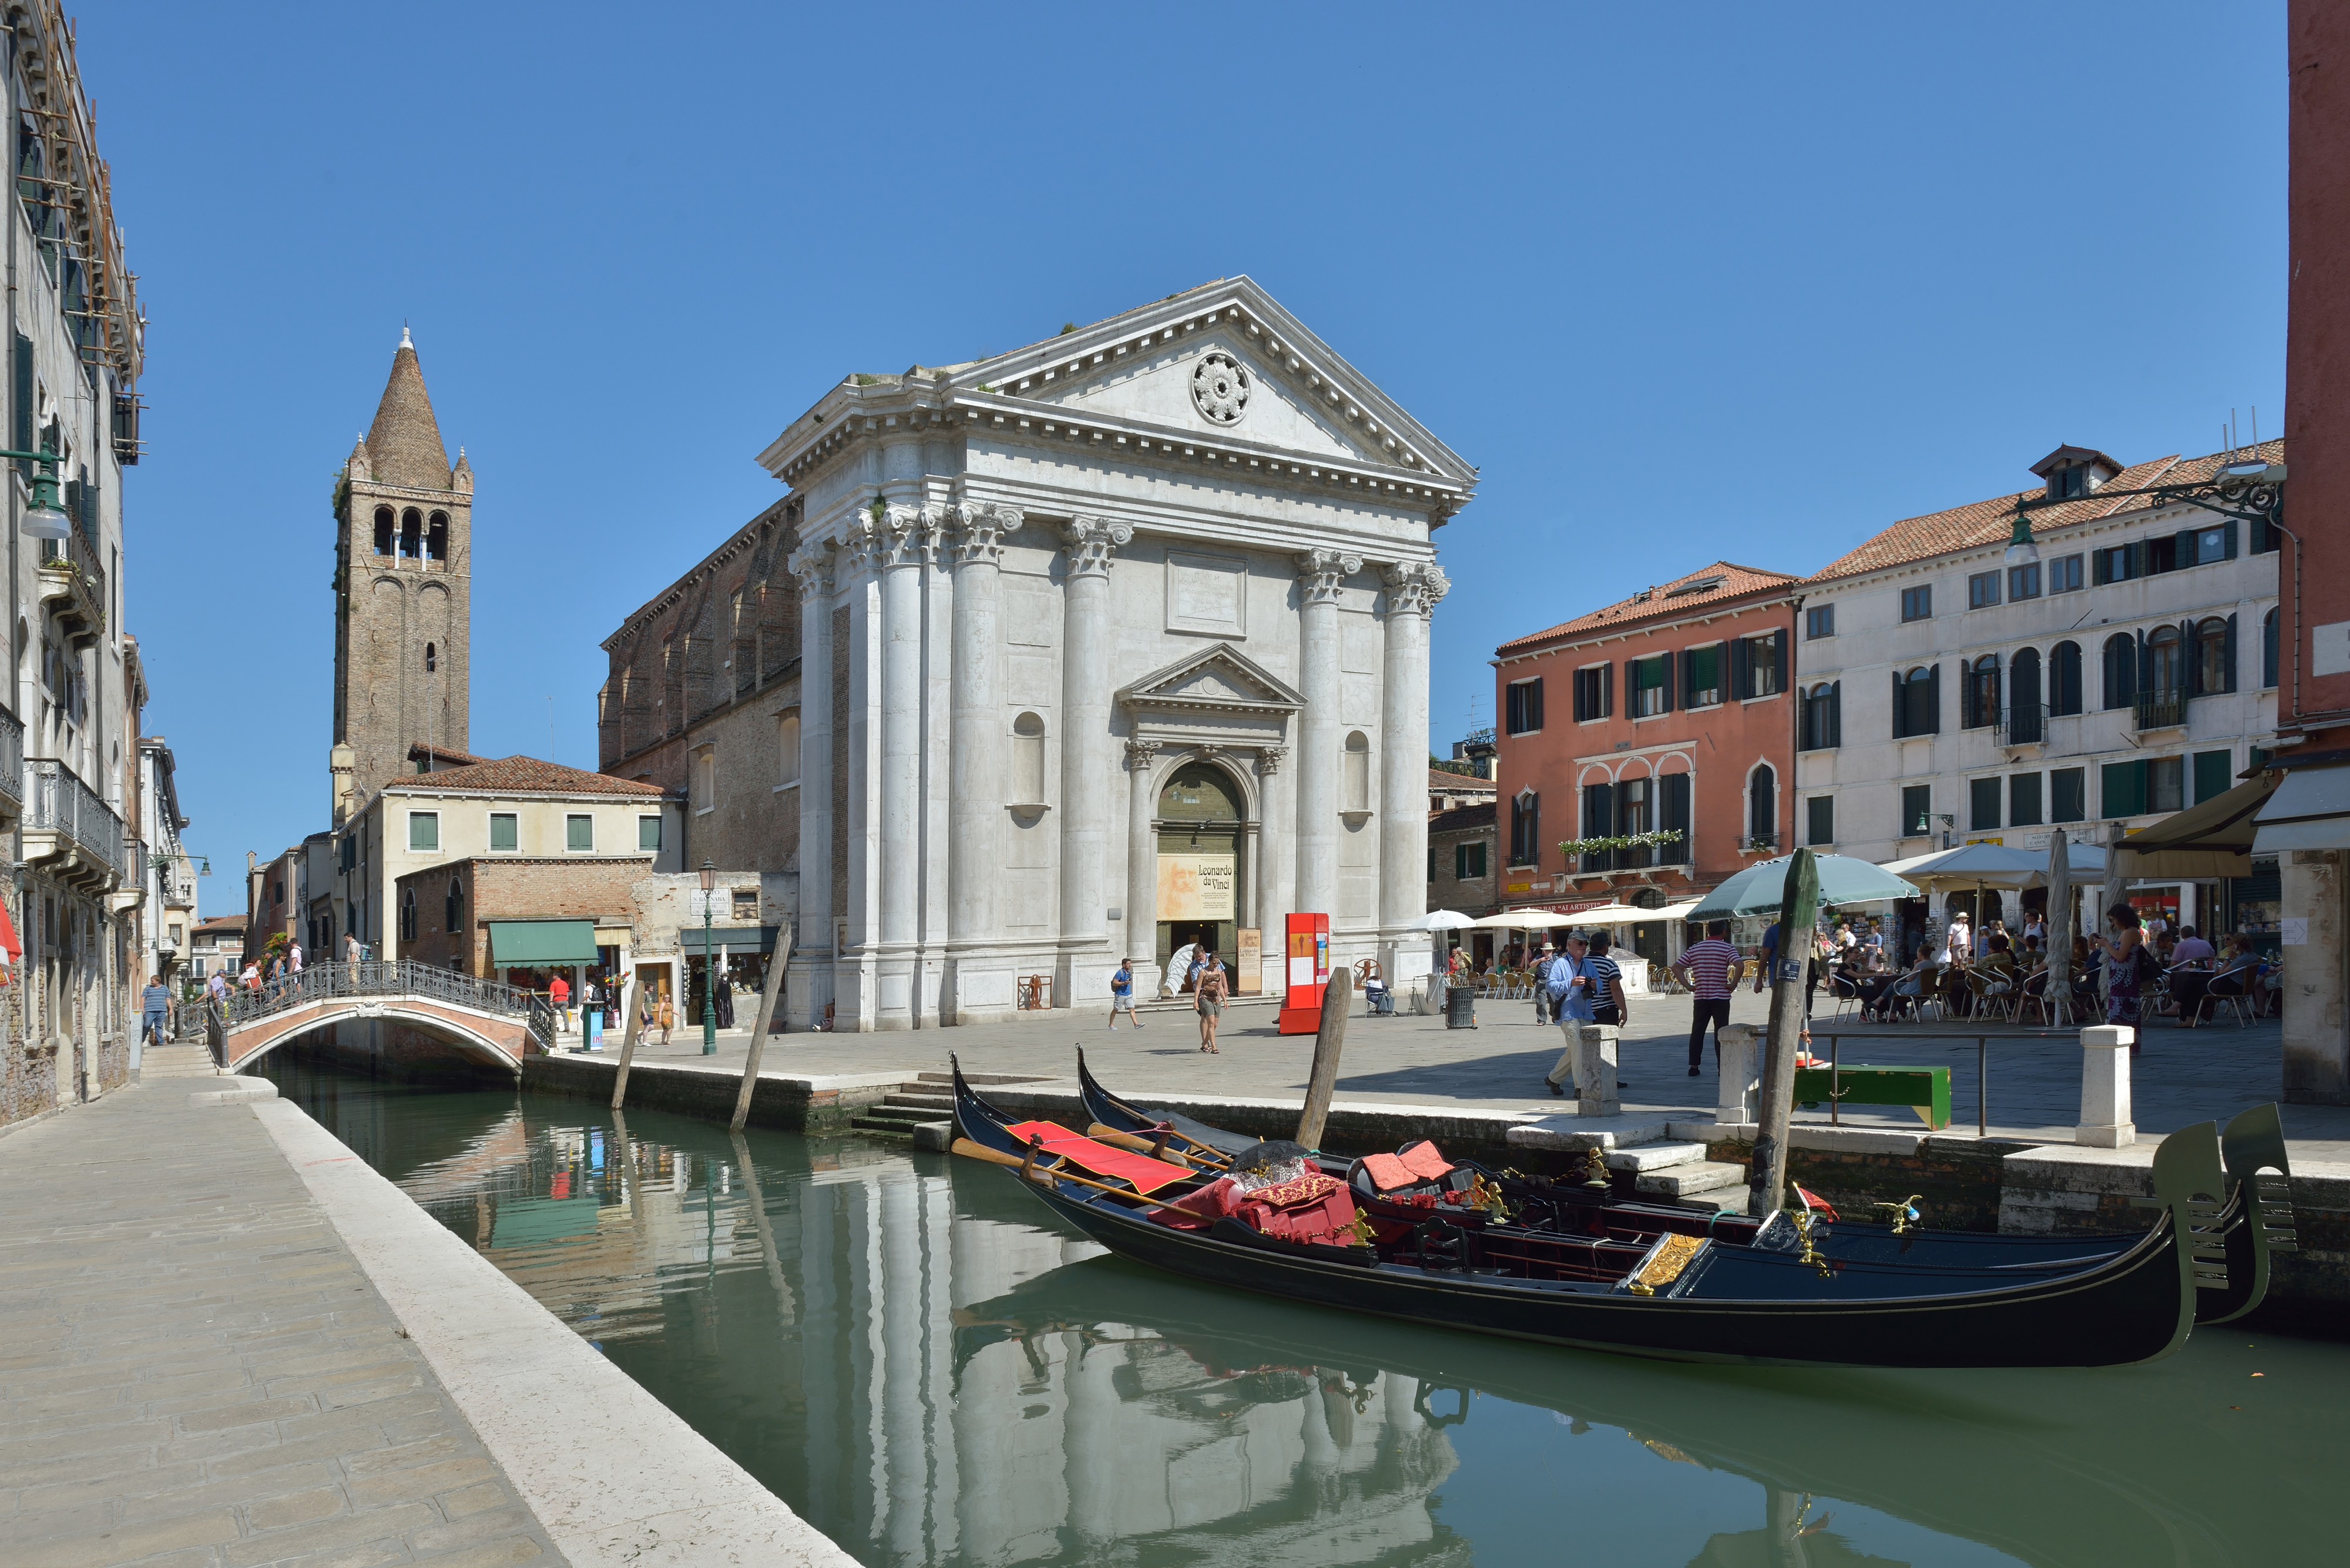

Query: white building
left=1794, top=442, right=2282, bottom=935
left=760, top=279, right=1472, bottom=1029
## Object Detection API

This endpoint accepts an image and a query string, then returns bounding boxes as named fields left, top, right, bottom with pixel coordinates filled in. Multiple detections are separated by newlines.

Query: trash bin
left=1446, top=981, right=1476, bottom=1030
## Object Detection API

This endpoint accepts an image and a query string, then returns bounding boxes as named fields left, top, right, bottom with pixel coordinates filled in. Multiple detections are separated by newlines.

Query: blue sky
left=82, top=2, right=2285, bottom=915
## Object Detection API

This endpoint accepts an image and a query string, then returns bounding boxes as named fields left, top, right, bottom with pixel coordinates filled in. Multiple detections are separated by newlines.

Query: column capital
left=1381, top=560, right=1450, bottom=619
left=1123, top=738, right=1163, bottom=772
left=1294, top=549, right=1362, bottom=604
left=1255, top=744, right=1287, bottom=776
left=1061, top=515, right=1132, bottom=578
left=952, top=503, right=1020, bottom=568
left=788, top=542, right=834, bottom=601
left=843, top=502, right=943, bottom=576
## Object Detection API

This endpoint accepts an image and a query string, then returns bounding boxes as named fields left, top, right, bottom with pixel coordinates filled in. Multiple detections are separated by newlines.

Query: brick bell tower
left=330, top=328, right=472, bottom=822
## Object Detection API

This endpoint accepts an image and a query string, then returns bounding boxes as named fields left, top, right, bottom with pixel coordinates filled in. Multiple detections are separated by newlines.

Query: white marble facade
left=763, top=279, right=1473, bottom=1029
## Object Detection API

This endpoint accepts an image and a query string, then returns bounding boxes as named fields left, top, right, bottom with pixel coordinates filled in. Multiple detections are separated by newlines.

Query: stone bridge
left=209, top=961, right=552, bottom=1077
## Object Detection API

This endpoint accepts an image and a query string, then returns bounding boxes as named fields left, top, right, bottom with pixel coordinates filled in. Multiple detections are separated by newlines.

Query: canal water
left=263, top=1057, right=2346, bottom=1567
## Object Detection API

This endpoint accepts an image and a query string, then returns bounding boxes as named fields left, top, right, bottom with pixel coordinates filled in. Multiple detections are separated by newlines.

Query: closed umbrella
left=1690, top=855, right=1920, bottom=921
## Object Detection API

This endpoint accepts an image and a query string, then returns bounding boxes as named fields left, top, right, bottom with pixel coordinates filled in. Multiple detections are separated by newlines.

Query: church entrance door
left=1154, top=763, right=1244, bottom=986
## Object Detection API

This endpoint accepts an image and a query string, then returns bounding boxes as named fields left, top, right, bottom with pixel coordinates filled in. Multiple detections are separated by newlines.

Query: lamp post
left=699, top=859, right=718, bottom=1055
left=0, top=441, right=72, bottom=539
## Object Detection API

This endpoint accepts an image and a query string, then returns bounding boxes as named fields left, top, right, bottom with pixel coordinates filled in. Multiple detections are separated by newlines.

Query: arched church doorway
left=1156, top=761, right=1244, bottom=989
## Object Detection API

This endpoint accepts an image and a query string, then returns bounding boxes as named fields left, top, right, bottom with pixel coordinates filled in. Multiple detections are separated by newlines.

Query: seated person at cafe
left=2208, top=935, right=2270, bottom=1018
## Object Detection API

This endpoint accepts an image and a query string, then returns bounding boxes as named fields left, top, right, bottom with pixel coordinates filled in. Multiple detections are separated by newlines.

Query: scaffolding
left=10, top=1, right=144, bottom=461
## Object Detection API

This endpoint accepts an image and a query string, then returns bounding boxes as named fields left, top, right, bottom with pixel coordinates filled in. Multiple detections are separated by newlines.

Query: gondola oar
left=952, top=1137, right=1169, bottom=1202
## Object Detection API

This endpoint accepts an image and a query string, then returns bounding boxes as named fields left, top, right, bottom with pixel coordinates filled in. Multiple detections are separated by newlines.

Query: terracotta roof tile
left=1498, top=561, right=1801, bottom=654
left=1430, top=801, right=1496, bottom=834
left=1804, top=440, right=2283, bottom=586
left=384, top=755, right=671, bottom=798
left=1429, top=768, right=1497, bottom=793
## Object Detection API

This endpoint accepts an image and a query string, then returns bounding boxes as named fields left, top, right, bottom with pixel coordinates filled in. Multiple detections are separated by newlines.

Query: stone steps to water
left=1633, top=1160, right=1748, bottom=1198
left=1603, top=1141, right=1710, bottom=1173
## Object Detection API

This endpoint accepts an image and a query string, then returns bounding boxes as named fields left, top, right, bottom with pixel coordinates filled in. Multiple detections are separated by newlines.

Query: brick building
left=395, top=855, right=649, bottom=985
left=597, top=496, right=803, bottom=880
left=1426, top=800, right=1496, bottom=956
left=1491, top=562, right=1801, bottom=961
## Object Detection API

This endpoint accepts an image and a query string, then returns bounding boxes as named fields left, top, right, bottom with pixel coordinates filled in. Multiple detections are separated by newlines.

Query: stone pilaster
left=788, top=541, right=835, bottom=1030
left=1122, top=738, right=1163, bottom=975
left=872, top=505, right=935, bottom=1030
left=1254, top=745, right=1289, bottom=962
left=1378, top=561, right=1447, bottom=991
left=1292, top=549, right=1358, bottom=923
left=946, top=503, right=1016, bottom=1022
left=1056, top=515, right=1132, bottom=1004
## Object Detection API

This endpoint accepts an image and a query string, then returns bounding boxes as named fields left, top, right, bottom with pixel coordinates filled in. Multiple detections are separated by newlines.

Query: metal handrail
left=24, top=757, right=124, bottom=877
left=2133, top=690, right=2186, bottom=731
left=1994, top=703, right=2047, bottom=745
left=0, top=707, right=21, bottom=801
left=218, top=959, right=555, bottom=1050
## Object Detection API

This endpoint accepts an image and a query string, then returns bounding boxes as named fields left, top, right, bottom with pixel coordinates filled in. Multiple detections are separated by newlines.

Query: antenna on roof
left=2251, top=406, right=2259, bottom=446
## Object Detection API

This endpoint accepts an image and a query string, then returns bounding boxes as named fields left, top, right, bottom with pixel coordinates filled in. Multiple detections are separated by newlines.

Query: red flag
left=1794, top=1185, right=1839, bottom=1223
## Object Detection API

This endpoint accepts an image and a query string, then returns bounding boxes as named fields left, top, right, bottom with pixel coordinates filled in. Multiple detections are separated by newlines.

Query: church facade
left=761, top=278, right=1472, bottom=1030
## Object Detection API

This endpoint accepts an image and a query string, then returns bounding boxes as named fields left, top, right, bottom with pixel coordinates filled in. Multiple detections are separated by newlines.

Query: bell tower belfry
left=330, top=328, right=472, bottom=821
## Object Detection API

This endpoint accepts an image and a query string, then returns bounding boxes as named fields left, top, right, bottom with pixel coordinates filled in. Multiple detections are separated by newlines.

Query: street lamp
left=2002, top=507, right=2040, bottom=568
left=0, top=441, right=72, bottom=540
left=699, top=859, right=718, bottom=1055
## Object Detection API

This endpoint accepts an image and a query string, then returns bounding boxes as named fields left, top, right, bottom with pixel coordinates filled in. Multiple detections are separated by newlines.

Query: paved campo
left=0, top=1043, right=565, bottom=1568
left=575, top=988, right=2350, bottom=1156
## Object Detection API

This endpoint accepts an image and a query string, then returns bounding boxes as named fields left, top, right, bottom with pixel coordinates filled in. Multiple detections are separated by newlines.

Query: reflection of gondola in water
left=1075, top=1048, right=2297, bottom=1328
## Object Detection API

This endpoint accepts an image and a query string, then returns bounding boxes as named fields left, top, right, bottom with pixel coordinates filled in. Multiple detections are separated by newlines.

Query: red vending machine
left=1277, top=913, right=1331, bottom=1035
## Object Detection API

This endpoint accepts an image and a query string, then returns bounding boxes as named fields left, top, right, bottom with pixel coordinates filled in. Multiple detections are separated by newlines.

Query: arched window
left=2102, top=633, right=2137, bottom=709
left=424, top=642, right=437, bottom=675
left=445, top=877, right=464, bottom=934
left=372, top=506, right=395, bottom=556
left=1343, top=731, right=1371, bottom=813
left=1509, top=788, right=1540, bottom=867
left=426, top=512, right=449, bottom=562
left=776, top=709, right=801, bottom=787
left=2193, top=616, right=2232, bottom=696
left=399, top=887, right=418, bottom=942
left=400, top=508, right=422, bottom=559
left=2147, top=626, right=2184, bottom=697
left=1800, top=681, right=1841, bottom=750
left=2007, top=647, right=2043, bottom=741
left=2050, top=640, right=2083, bottom=716
left=1012, top=713, right=1046, bottom=805
left=1962, top=654, right=2000, bottom=730
left=2264, top=608, right=2281, bottom=690
left=1896, top=666, right=1938, bottom=738
left=1747, top=764, right=1777, bottom=848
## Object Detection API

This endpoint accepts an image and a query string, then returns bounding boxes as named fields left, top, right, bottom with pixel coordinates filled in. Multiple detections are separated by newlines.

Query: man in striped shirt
left=1673, top=920, right=1742, bottom=1078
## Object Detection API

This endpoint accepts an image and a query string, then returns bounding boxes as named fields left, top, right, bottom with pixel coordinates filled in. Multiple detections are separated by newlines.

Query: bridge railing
left=219, top=961, right=555, bottom=1052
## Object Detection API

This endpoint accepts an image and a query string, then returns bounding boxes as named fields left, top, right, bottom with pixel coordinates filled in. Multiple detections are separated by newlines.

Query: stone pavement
left=0, top=1042, right=565, bottom=1568
left=572, top=988, right=2350, bottom=1157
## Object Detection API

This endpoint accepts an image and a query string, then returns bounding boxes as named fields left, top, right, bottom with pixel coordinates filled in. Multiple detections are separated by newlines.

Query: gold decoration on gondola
left=1788, top=1208, right=1835, bottom=1279
left=1624, top=1233, right=1707, bottom=1297
left=1582, top=1148, right=1610, bottom=1192
left=1341, top=1209, right=1377, bottom=1247
left=1872, top=1194, right=1924, bottom=1235
left=1464, top=1172, right=1515, bottom=1222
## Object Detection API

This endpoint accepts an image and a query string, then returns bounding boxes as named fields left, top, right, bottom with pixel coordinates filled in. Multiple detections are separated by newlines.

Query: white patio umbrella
left=1470, top=908, right=1572, bottom=930
left=1419, top=909, right=1479, bottom=931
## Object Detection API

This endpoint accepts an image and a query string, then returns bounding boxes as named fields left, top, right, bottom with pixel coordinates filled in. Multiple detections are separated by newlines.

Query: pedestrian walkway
left=0, top=1043, right=565, bottom=1567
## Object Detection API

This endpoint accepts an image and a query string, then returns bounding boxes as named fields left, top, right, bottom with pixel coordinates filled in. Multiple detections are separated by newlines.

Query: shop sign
left=1157, top=854, right=1236, bottom=920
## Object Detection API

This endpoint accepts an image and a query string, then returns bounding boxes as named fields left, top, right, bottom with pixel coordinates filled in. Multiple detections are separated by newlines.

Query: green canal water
left=264, top=1057, right=2348, bottom=1567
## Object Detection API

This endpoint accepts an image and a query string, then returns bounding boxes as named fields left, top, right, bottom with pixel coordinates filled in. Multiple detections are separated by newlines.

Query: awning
left=2254, top=763, right=2350, bottom=854
left=488, top=919, right=602, bottom=967
left=0, top=897, right=18, bottom=962
left=2121, top=770, right=2280, bottom=875
left=681, top=925, right=780, bottom=956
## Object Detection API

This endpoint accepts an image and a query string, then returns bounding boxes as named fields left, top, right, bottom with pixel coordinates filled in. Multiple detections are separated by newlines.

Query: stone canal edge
left=250, top=1095, right=858, bottom=1567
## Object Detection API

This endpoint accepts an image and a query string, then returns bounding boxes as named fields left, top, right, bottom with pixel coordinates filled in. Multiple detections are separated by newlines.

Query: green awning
left=489, top=919, right=602, bottom=966
left=682, top=925, right=778, bottom=956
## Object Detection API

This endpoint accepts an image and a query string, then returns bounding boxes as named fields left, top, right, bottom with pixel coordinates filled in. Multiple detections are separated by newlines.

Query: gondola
left=1076, top=1049, right=2293, bottom=1320
left=954, top=1056, right=2214, bottom=1368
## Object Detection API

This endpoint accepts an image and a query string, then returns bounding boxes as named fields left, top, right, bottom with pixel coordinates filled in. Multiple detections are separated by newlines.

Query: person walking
left=140, top=975, right=171, bottom=1052
left=655, top=985, right=674, bottom=1046
left=1108, top=959, right=1142, bottom=1029
left=206, top=968, right=228, bottom=1006
left=1673, top=920, right=1741, bottom=1077
left=2092, top=903, right=2147, bottom=1047
left=1532, top=941, right=1556, bottom=1025
left=1586, top=932, right=1630, bottom=1029
left=1194, top=951, right=1229, bottom=1053
left=549, top=972, right=572, bottom=1033
left=713, top=965, right=736, bottom=1030
left=287, top=940, right=304, bottom=982
left=346, top=931, right=363, bottom=984
left=1542, top=932, right=1594, bottom=1096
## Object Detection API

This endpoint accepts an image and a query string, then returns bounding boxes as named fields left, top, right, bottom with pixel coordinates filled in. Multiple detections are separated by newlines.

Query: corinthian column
left=1123, top=738, right=1163, bottom=982
left=946, top=503, right=1016, bottom=1023
left=1379, top=562, right=1448, bottom=987
left=1056, top=515, right=1131, bottom=1005
left=788, top=541, right=834, bottom=1030
left=1292, top=549, right=1359, bottom=921
left=874, top=506, right=932, bottom=1030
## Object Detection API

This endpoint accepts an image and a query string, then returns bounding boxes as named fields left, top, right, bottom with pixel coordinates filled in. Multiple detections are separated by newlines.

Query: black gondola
left=954, top=1056, right=2216, bottom=1368
left=1075, top=1048, right=2291, bottom=1320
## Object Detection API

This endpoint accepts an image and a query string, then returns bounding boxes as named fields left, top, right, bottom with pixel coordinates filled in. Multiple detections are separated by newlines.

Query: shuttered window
left=1505, top=677, right=1545, bottom=734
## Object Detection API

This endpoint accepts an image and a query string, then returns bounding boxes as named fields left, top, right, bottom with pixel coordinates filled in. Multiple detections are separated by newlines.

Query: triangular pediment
left=948, top=277, right=1473, bottom=485
left=1119, top=643, right=1305, bottom=716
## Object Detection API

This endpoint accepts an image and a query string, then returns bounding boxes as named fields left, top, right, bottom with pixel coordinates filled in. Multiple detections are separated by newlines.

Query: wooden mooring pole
left=730, top=922, right=793, bottom=1133
left=609, top=973, right=643, bottom=1112
left=1748, top=850, right=1819, bottom=1217
left=1297, top=968, right=1353, bottom=1151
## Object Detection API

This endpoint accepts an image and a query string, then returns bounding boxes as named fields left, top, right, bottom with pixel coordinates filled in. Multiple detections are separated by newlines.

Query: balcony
left=0, top=706, right=21, bottom=816
left=1995, top=703, right=2047, bottom=746
left=2132, top=690, right=2187, bottom=733
left=39, top=529, right=106, bottom=646
left=24, top=758, right=125, bottom=889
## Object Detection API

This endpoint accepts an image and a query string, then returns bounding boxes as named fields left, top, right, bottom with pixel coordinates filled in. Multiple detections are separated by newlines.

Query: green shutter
left=489, top=813, right=518, bottom=852
left=2193, top=750, right=2233, bottom=805
left=2102, top=760, right=2147, bottom=818
left=408, top=812, right=438, bottom=852
left=638, top=814, right=662, bottom=852
left=566, top=814, right=593, bottom=852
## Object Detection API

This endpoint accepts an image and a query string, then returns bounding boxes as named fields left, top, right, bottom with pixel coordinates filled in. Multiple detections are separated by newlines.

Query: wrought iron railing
left=216, top=958, right=554, bottom=1050
left=1995, top=703, right=2046, bottom=745
left=25, top=757, right=124, bottom=878
left=39, top=526, right=106, bottom=634
left=0, top=707, right=20, bottom=802
left=2133, top=690, right=2187, bottom=731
